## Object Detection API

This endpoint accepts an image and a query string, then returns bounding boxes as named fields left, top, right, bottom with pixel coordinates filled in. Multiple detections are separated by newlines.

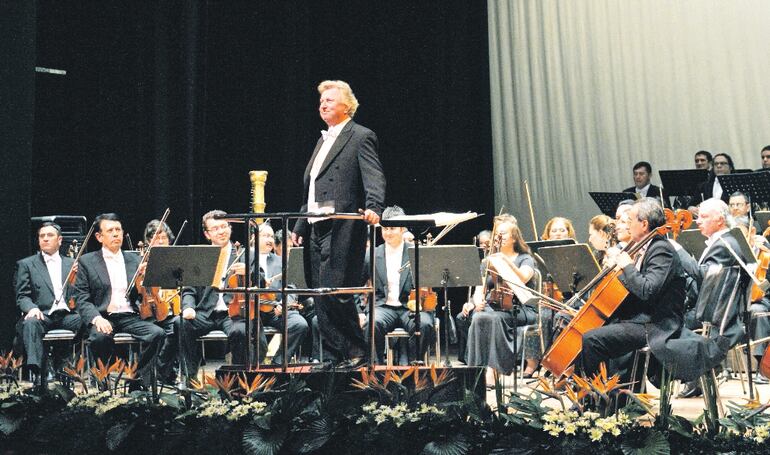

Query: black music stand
left=144, top=245, right=222, bottom=399
left=537, top=244, right=601, bottom=295
left=718, top=172, right=770, bottom=207
left=659, top=169, right=709, bottom=197
left=676, top=229, right=708, bottom=260
left=756, top=211, right=770, bottom=234
left=589, top=192, right=638, bottom=217
left=286, top=247, right=307, bottom=288
left=406, top=245, right=482, bottom=367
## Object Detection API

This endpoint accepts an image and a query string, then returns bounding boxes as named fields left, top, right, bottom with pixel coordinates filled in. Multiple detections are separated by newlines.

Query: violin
left=61, top=223, right=96, bottom=310
left=406, top=287, right=437, bottom=312
left=542, top=215, right=685, bottom=378
left=225, top=244, right=253, bottom=319
left=134, top=209, right=171, bottom=320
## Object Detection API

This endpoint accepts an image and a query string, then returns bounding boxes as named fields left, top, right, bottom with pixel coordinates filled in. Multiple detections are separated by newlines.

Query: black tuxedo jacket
left=181, top=244, right=243, bottom=317
left=73, top=249, right=141, bottom=324
left=365, top=243, right=412, bottom=310
left=690, top=173, right=731, bottom=206
left=294, top=120, right=386, bottom=288
left=622, top=184, right=667, bottom=203
left=15, top=253, right=75, bottom=314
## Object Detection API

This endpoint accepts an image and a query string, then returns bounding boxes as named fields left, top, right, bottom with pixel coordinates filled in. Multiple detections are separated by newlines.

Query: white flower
left=588, top=427, right=604, bottom=442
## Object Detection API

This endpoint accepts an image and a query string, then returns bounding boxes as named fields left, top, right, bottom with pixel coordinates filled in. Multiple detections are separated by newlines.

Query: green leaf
left=105, top=421, right=136, bottom=451
left=0, top=413, right=23, bottom=435
left=620, top=430, right=670, bottom=455
left=242, top=425, right=287, bottom=455
left=288, top=416, right=333, bottom=453
left=422, top=433, right=471, bottom=455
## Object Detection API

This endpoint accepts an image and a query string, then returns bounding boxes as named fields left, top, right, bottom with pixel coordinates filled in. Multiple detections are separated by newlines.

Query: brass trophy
left=250, top=170, right=268, bottom=224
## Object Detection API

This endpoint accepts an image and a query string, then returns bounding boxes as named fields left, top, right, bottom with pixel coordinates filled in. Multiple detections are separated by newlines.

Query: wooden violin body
left=406, top=287, right=437, bottom=312
left=751, top=248, right=770, bottom=302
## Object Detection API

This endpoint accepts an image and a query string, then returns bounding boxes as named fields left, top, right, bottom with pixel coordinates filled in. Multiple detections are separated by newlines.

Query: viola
left=541, top=219, right=680, bottom=378
left=406, top=287, right=437, bottom=312
left=134, top=209, right=171, bottom=320
left=751, top=247, right=770, bottom=302
left=62, top=223, right=96, bottom=310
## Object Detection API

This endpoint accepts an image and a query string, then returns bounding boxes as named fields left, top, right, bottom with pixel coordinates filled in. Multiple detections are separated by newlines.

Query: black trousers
left=177, top=311, right=245, bottom=380
left=18, top=310, right=82, bottom=369
left=259, top=309, right=309, bottom=364
left=155, top=315, right=178, bottom=381
left=455, top=310, right=474, bottom=364
left=310, top=222, right=368, bottom=361
left=579, top=322, right=647, bottom=378
left=367, top=306, right=434, bottom=364
left=88, top=312, right=166, bottom=386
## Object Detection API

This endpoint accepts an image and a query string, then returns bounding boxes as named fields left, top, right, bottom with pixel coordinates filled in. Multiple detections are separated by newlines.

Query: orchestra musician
left=73, top=213, right=166, bottom=389
left=291, top=80, right=385, bottom=370
left=623, top=161, right=665, bottom=200
left=142, top=219, right=179, bottom=384
left=541, top=217, right=576, bottom=241
left=254, top=223, right=309, bottom=364
left=694, top=150, right=713, bottom=171
left=675, top=198, right=750, bottom=397
left=456, top=229, right=494, bottom=364
left=363, top=206, right=434, bottom=364
left=689, top=153, right=735, bottom=212
left=14, top=222, right=83, bottom=380
left=466, top=217, right=538, bottom=384
left=587, top=214, right=616, bottom=266
left=578, top=198, right=686, bottom=384
left=759, top=145, right=770, bottom=171
left=178, top=210, right=248, bottom=380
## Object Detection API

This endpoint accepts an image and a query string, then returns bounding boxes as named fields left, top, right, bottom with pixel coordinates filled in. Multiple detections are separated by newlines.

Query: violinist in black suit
left=292, top=80, right=386, bottom=369
left=73, top=214, right=165, bottom=387
left=579, top=198, right=686, bottom=383
left=179, top=210, right=248, bottom=380
left=15, top=222, right=83, bottom=376
left=364, top=206, right=434, bottom=364
left=688, top=153, right=735, bottom=212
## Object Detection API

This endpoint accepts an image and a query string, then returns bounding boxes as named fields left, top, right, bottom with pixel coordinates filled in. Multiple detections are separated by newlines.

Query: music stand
left=659, top=169, right=709, bottom=197
left=537, top=244, right=601, bottom=295
left=405, top=245, right=481, bottom=367
left=589, top=192, right=638, bottom=217
left=144, top=245, right=224, bottom=396
left=676, top=229, right=708, bottom=260
left=718, top=172, right=770, bottom=207
left=286, top=247, right=307, bottom=288
left=756, top=211, right=770, bottom=233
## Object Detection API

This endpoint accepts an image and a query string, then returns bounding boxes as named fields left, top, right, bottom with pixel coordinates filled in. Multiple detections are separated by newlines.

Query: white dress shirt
left=307, top=117, right=351, bottom=223
left=215, top=242, right=233, bottom=312
left=699, top=228, right=730, bottom=265
left=42, top=252, right=67, bottom=314
left=635, top=183, right=651, bottom=197
left=384, top=242, right=405, bottom=307
left=103, top=248, right=133, bottom=314
left=712, top=178, right=723, bottom=201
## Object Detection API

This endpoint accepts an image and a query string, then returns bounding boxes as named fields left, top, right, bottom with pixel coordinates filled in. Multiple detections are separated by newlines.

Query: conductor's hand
left=461, top=301, right=475, bottom=317
left=92, top=315, right=113, bottom=334
left=231, top=263, right=246, bottom=276
left=615, top=252, right=633, bottom=270
left=182, top=308, right=196, bottom=320
left=291, top=231, right=303, bottom=246
left=361, top=209, right=380, bottom=225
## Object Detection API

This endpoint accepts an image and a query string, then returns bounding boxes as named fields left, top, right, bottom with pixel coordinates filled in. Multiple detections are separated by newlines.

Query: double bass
left=541, top=209, right=691, bottom=378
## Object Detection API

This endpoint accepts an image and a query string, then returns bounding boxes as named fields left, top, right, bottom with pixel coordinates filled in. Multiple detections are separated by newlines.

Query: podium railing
left=214, top=212, right=377, bottom=372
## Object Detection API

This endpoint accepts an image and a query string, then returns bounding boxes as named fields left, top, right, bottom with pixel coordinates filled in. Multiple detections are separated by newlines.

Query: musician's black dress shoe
left=677, top=381, right=702, bottom=398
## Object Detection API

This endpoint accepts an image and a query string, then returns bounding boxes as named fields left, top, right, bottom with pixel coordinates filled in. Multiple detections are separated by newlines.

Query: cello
left=541, top=209, right=691, bottom=378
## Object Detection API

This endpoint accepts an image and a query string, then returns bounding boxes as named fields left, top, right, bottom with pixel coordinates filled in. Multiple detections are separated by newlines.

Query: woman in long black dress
left=466, top=219, right=537, bottom=383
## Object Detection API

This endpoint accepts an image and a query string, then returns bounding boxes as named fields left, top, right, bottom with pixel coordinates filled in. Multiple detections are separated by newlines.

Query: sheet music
left=385, top=211, right=479, bottom=227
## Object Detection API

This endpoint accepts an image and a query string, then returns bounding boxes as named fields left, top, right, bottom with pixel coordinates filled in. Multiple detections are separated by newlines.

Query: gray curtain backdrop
left=489, top=0, right=770, bottom=241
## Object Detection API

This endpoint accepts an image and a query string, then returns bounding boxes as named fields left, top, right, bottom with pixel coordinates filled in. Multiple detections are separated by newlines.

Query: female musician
left=466, top=219, right=538, bottom=384
left=588, top=215, right=617, bottom=266
left=541, top=217, right=576, bottom=241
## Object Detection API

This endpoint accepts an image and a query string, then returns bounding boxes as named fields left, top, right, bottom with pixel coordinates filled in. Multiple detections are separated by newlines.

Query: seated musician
left=142, top=219, right=179, bottom=384
left=675, top=198, right=750, bottom=397
left=456, top=229, right=494, bottom=364
left=587, top=215, right=617, bottom=266
left=623, top=161, right=665, bottom=200
left=73, top=213, right=166, bottom=389
left=254, top=223, right=309, bottom=364
left=735, top=215, right=770, bottom=383
left=541, top=217, right=576, bottom=241
left=688, top=153, right=735, bottom=213
left=466, top=217, right=538, bottom=383
left=178, top=210, right=248, bottom=380
left=364, top=206, right=434, bottom=364
left=15, top=222, right=83, bottom=380
left=578, top=198, right=685, bottom=384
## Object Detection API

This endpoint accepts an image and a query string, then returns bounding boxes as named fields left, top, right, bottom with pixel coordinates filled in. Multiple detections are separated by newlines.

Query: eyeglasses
left=713, top=161, right=729, bottom=166
left=206, top=224, right=231, bottom=233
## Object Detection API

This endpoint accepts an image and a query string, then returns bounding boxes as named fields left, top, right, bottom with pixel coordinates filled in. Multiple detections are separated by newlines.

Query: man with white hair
left=292, top=80, right=386, bottom=370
